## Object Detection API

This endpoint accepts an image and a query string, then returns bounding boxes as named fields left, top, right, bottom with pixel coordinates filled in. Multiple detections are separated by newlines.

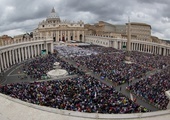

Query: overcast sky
left=0, top=0, right=170, bottom=40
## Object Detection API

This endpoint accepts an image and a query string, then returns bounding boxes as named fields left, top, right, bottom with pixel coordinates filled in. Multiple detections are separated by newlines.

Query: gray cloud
left=0, top=0, right=170, bottom=40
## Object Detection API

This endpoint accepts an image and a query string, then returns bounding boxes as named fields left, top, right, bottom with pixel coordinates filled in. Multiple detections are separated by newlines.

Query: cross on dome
left=47, top=7, right=60, bottom=20
left=51, top=7, right=55, bottom=13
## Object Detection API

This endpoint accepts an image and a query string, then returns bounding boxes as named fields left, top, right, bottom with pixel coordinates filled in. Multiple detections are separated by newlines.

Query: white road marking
left=7, top=64, right=23, bottom=76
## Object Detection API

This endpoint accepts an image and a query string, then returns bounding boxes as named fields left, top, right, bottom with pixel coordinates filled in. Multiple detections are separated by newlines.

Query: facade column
left=163, top=48, right=166, bottom=56
left=133, top=43, right=135, bottom=51
left=68, top=31, right=70, bottom=41
left=60, top=31, right=62, bottom=41
left=64, top=31, right=66, bottom=41
left=119, top=41, right=122, bottom=49
left=12, top=49, right=15, bottom=64
left=33, top=45, right=37, bottom=56
left=156, top=46, right=159, bottom=54
left=0, top=53, right=4, bottom=71
left=25, top=47, right=28, bottom=60
left=73, top=31, right=75, bottom=40
left=21, top=47, right=24, bottom=61
left=15, top=49, right=18, bottom=63
left=31, top=46, right=34, bottom=58
left=113, top=40, right=118, bottom=49
left=41, top=44, right=44, bottom=50
left=82, top=31, right=85, bottom=42
left=136, top=43, right=138, bottom=51
left=149, top=45, right=150, bottom=53
left=6, top=51, right=9, bottom=67
left=155, top=46, right=157, bottom=54
left=146, top=45, right=148, bottom=52
left=37, top=45, right=40, bottom=55
left=3, top=52, right=7, bottom=69
left=18, top=48, right=21, bottom=63
left=139, top=44, right=141, bottom=51
left=51, top=43, right=54, bottom=53
left=143, top=44, right=145, bottom=52
left=9, top=50, right=12, bottom=66
left=152, top=46, right=154, bottom=53
left=153, top=46, right=156, bottom=54
left=57, top=31, right=59, bottom=41
left=132, top=43, right=134, bottom=51
left=159, top=46, right=162, bottom=55
left=28, top=46, right=31, bottom=59
left=55, top=31, right=57, bottom=42
left=77, top=30, right=79, bottom=41
left=46, top=43, right=49, bottom=54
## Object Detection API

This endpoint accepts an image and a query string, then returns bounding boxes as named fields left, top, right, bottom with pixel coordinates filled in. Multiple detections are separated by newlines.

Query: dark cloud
left=0, top=0, right=169, bottom=40
left=61, top=0, right=131, bottom=22
left=136, top=0, right=170, bottom=4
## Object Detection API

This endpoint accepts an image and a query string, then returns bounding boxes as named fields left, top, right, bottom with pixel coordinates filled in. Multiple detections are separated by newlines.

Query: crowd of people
left=23, top=53, right=82, bottom=80
left=0, top=75, right=149, bottom=114
left=127, top=66, right=170, bottom=110
left=131, top=51, right=170, bottom=69
left=70, top=46, right=170, bottom=85
left=71, top=51, right=149, bottom=85
left=0, top=44, right=169, bottom=113
left=54, top=45, right=98, bottom=57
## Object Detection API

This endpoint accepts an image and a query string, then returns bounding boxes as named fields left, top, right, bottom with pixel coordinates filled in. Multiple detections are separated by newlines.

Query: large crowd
left=0, top=75, right=149, bottom=114
left=127, top=66, right=170, bottom=110
left=54, top=45, right=170, bottom=110
left=70, top=46, right=170, bottom=85
left=23, top=53, right=81, bottom=80
left=54, top=45, right=98, bottom=57
left=72, top=52, right=149, bottom=85
left=0, top=45, right=170, bottom=113
left=131, top=51, right=170, bottom=69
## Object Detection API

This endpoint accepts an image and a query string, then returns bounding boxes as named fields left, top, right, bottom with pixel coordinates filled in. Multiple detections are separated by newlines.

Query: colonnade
left=39, top=30, right=85, bottom=42
left=0, top=39, right=53, bottom=73
left=85, top=35, right=170, bottom=56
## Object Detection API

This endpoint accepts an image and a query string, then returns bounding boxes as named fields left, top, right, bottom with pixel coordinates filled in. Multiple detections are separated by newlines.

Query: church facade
left=33, top=8, right=85, bottom=42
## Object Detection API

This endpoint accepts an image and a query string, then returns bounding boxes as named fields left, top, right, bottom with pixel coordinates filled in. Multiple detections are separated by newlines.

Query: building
left=33, top=8, right=85, bottom=42
left=85, top=21, right=126, bottom=37
left=0, top=35, right=14, bottom=46
left=0, top=7, right=170, bottom=120
left=14, top=33, right=33, bottom=43
left=126, top=22, right=152, bottom=41
left=85, top=21, right=152, bottom=42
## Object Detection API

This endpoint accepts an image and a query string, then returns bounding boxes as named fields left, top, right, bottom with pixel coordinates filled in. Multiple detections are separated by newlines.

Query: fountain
left=47, top=62, right=68, bottom=78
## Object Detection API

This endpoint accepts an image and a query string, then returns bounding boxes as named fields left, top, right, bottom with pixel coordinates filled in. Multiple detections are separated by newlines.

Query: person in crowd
left=0, top=75, right=149, bottom=114
left=127, top=66, right=170, bottom=110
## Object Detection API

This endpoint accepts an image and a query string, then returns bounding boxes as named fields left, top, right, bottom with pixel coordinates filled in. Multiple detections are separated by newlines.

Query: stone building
left=0, top=35, right=14, bottom=46
left=33, top=8, right=85, bottom=42
left=126, top=22, right=152, bottom=41
left=85, top=21, right=152, bottom=42
left=85, top=21, right=126, bottom=37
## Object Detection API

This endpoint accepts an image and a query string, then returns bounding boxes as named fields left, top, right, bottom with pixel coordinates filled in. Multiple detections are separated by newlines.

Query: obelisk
left=125, top=17, right=131, bottom=61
